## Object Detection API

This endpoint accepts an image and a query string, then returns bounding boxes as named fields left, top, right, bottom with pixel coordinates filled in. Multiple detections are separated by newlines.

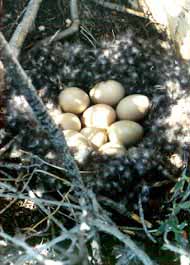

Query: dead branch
left=87, top=191, right=155, bottom=265
left=32, top=0, right=80, bottom=50
left=9, top=0, right=43, bottom=58
left=0, top=60, right=5, bottom=129
left=48, top=0, right=80, bottom=42
left=94, top=219, right=156, bottom=265
left=138, top=195, right=156, bottom=243
left=92, top=0, right=145, bottom=18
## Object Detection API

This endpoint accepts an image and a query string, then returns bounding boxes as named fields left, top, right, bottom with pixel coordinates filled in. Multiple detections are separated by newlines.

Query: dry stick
left=94, top=219, right=156, bottom=265
left=89, top=191, right=155, bottom=265
left=138, top=195, right=156, bottom=243
left=0, top=191, right=80, bottom=209
left=9, top=0, right=43, bottom=58
left=0, top=231, right=45, bottom=264
left=163, top=243, right=190, bottom=259
left=92, top=0, right=145, bottom=18
left=49, top=0, right=80, bottom=42
left=32, top=0, right=80, bottom=50
left=0, top=60, right=5, bottom=128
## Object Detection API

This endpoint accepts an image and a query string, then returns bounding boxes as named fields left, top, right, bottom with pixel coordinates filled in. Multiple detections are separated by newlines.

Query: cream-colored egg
left=60, top=113, right=81, bottom=131
left=80, top=127, right=108, bottom=148
left=63, top=130, right=92, bottom=164
left=63, top=130, right=90, bottom=147
left=99, top=142, right=126, bottom=156
left=108, top=120, right=144, bottom=146
left=82, top=104, right=116, bottom=129
left=116, top=94, right=150, bottom=121
left=59, top=87, right=90, bottom=114
left=90, top=80, right=125, bottom=106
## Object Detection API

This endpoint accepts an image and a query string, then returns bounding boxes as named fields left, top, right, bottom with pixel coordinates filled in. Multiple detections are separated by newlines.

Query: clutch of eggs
left=57, top=81, right=150, bottom=160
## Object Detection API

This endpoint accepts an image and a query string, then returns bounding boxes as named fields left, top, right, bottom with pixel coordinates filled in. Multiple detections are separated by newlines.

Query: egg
left=59, top=87, right=90, bottom=114
left=80, top=127, right=108, bottom=148
left=63, top=130, right=92, bottom=164
left=90, top=80, right=125, bottom=106
left=63, top=130, right=90, bottom=147
left=60, top=113, right=81, bottom=131
left=116, top=94, right=150, bottom=121
left=82, top=104, right=116, bottom=129
left=99, top=142, right=126, bottom=156
left=108, top=120, right=144, bottom=146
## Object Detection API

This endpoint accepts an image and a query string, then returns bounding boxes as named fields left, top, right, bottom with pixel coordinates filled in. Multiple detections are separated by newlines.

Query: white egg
left=63, top=130, right=90, bottom=147
left=108, top=120, right=144, bottom=146
left=99, top=142, right=126, bottom=156
left=90, top=80, right=125, bottom=106
left=63, top=130, right=92, bottom=164
left=116, top=94, right=150, bottom=121
left=59, top=87, right=90, bottom=114
left=60, top=113, right=81, bottom=131
left=80, top=127, right=108, bottom=148
left=82, top=104, right=116, bottom=129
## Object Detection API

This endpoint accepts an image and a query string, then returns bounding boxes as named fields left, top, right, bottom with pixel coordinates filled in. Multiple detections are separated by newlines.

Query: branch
left=32, top=0, right=80, bottom=50
left=9, top=0, right=43, bottom=58
left=0, top=60, right=6, bottom=129
left=94, top=219, right=156, bottom=265
left=92, top=0, right=145, bottom=18
left=0, top=230, right=46, bottom=264
left=138, top=195, right=156, bottom=243
left=87, top=191, right=155, bottom=265
left=50, top=0, right=80, bottom=42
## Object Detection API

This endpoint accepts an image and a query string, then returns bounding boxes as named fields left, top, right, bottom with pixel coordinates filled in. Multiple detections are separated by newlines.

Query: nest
left=7, top=28, right=187, bottom=216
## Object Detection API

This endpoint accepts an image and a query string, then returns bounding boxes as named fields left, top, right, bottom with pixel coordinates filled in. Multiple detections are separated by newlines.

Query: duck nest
left=5, top=27, right=189, bottom=218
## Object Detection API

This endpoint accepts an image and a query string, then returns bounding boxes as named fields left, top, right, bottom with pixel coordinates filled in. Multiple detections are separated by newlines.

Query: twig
left=32, top=0, right=80, bottom=50
left=0, top=191, right=80, bottom=210
left=0, top=231, right=45, bottom=264
left=93, top=219, right=156, bottom=265
left=99, top=195, right=152, bottom=228
left=0, top=136, right=19, bottom=156
left=80, top=26, right=98, bottom=48
left=0, top=60, right=6, bottom=129
left=88, top=191, right=154, bottom=265
left=9, top=0, right=43, bottom=58
left=20, top=150, right=68, bottom=172
left=0, top=161, right=40, bottom=171
left=163, top=243, right=190, bottom=258
left=138, top=195, right=156, bottom=243
left=91, top=0, right=145, bottom=18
